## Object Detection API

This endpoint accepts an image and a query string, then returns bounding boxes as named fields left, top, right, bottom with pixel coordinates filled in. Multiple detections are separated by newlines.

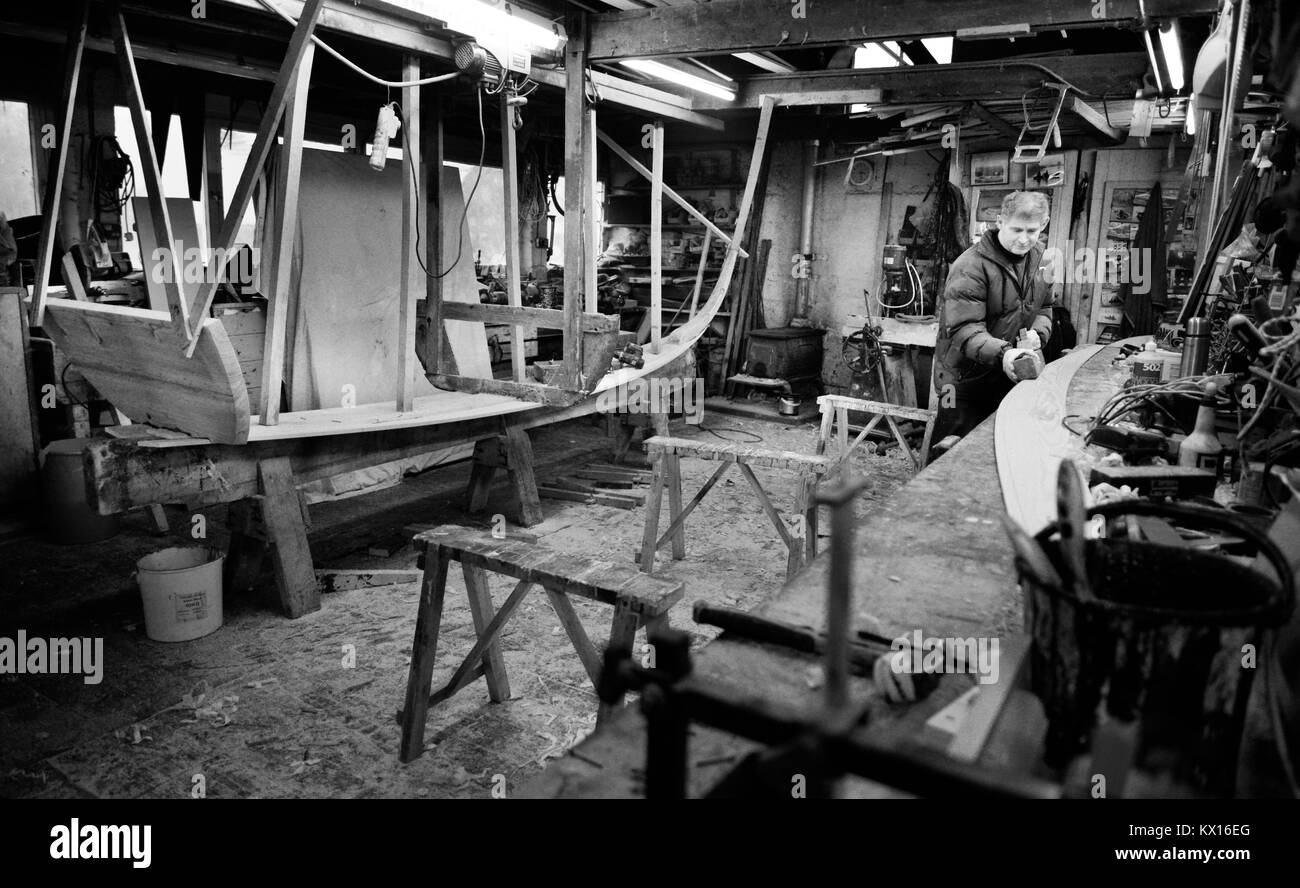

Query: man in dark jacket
left=931, top=191, right=1054, bottom=447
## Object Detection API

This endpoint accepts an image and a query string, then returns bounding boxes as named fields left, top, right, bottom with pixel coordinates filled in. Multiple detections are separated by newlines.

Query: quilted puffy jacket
left=933, top=229, right=1054, bottom=391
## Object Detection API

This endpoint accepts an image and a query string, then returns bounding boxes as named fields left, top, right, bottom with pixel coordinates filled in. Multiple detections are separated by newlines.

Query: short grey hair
left=1000, top=191, right=1050, bottom=221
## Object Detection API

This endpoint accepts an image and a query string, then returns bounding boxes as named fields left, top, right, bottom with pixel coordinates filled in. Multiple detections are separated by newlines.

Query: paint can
left=137, top=547, right=225, bottom=643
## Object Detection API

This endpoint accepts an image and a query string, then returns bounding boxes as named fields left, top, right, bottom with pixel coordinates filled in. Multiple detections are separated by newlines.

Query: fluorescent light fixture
left=620, top=59, right=736, bottom=101
left=1143, top=29, right=1164, bottom=94
left=385, top=0, right=563, bottom=52
left=1159, top=21, right=1185, bottom=92
left=1184, top=100, right=1196, bottom=134
left=688, top=59, right=735, bottom=82
left=733, top=52, right=795, bottom=74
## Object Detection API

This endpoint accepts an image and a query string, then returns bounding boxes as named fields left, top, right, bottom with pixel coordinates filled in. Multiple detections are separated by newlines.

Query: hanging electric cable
left=254, top=0, right=462, bottom=88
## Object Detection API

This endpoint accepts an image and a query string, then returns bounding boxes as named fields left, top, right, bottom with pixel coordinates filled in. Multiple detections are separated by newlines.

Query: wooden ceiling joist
left=691, top=53, right=1149, bottom=110
left=585, top=0, right=1219, bottom=61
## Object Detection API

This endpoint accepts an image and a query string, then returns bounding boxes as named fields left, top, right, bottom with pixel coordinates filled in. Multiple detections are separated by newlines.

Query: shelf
left=610, top=182, right=745, bottom=194
left=604, top=222, right=735, bottom=231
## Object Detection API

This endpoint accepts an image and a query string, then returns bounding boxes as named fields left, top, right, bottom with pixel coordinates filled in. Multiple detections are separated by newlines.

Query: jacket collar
left=976, top=228, right=1046, bottom=288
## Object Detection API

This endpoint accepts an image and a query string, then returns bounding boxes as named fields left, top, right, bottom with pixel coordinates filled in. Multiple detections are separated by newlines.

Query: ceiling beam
left=691, top=53, right=1148, bottom=110
left=586, top=0, right=1218, bottom=61
left=968, top=101, right=1022, bottom=140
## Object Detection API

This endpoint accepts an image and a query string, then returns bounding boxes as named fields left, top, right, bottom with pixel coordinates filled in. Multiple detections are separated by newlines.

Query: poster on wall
left=970, top=151, right=1009, bottom=185
left=1025, top=153, right=1066, bottom=187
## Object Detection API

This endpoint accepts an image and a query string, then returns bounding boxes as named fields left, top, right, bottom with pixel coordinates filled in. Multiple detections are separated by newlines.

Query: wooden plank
left=132, top=196, right=202, bottom=314
left=203, top=109, right=225, bottom=239
left=186, top=0, right=326, bottom=348
left=539, top=486, right=639, bottom=510
left=563, top=13, right=587, bottom=389
left=317, top=569, right=423, bottom=593
left=259, top=42, right=313, bottom=424
left=428, top=374, right=584, bottom=406
left=1067, top=95, right=1125, bottom=141
left=585, top=106, right=599, bottom=313
left=399, top=548, right=449, bottom=762
left=817, top=394, right=935, bottom=424
left=504, top=422, right=543, bottom=527
left=650, top=119, right=664, bottom=353
left=587, top=71, right=723, bottom=132
left=651, top=461, right=731, bottom=551
left=29, top=0, right=88, bottom=328
left=586, top=1, right=1213, bottom=60
left=41, top=300, right=250, bottom=444
left=439, top=301, right=618, bottom=332
left=500, top=92, right=527, bottom=384
left=0, top=290, right=41, bottom=513
left=60, top=254, right=88, bottom=301
left=969, top=101, right=1021, bottom=142
left=643, top=435, right=834, bottom=472
left=948, top=634, right=1032, bottom=763
left=257, top=455, right=320, bottom=618
left=397, top=54, right=421, bottom=412
left=597, top=130, right=746, bottom=258
left=111, top=7, right=188, bottom=331
left=461, top=564, right=514, bottom=702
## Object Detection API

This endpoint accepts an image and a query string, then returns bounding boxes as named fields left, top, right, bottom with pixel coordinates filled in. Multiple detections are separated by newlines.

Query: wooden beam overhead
left=968, top=101, right=1022, bottom=141
left=1067, top=95, right=1126, bottom=141
left=691, top=53, right=1149, bottom=109
left=586, top=0, right=1219, bottom=61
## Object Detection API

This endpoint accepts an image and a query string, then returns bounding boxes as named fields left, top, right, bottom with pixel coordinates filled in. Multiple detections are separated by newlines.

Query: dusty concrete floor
left=0, top=412, right=915, bottom=799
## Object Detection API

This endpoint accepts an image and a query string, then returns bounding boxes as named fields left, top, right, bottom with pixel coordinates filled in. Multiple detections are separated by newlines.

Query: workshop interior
left=3, top=0, right=1300, bottom=811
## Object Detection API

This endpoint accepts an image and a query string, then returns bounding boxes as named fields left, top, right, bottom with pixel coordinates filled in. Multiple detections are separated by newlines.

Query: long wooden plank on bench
left=643, top=436, right=835, bottom=474
left=40, top=299, right=250, bottom=444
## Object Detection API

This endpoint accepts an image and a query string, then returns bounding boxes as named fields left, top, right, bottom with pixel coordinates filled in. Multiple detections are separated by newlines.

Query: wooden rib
left=650, top=119, right=664, bottom=353
left=258, top=41, right=313, bottom=424
left=500, top=92, right=526, bottom=383
left=186, top=0, right=326, bottom=351
left=30, top=0, right=88, bottom=328
left=397, top=53, right=420, bottom=411
left=688, top=230, right=711, bottom=317
left=111, top=4, right=189, bottom=333
left=596, top=129, right=748, bottom=259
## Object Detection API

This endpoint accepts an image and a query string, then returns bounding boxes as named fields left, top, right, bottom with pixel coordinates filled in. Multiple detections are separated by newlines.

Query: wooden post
left=399, top=547, right=450, bottom=763
left=187, top=0, right=326, bottom=351
left=650, top=119, right=664, bottom=353
left=202, top=107, right=225, bottom=242
left=258, top=42, right=313, bottom=424
left=110, top=6, right=190, bottom=333
left=257, top=456, right=320, bottom=618
left=500, top=90, right=526, bottom=383
left=563, top=11, right=587, bottom=388
left=30, top=0, right=88, bottom=328
left=424, top=90, right=445, bottom=375
left=397, top=54, right=421, bottom=411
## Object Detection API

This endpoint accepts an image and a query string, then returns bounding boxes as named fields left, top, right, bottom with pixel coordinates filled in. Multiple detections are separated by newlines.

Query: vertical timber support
left=501, top=89, right=527, bottom=383
left=397, top=54, right=422, bottom=411
left=649, top=119, right=664, bottom=353
left=563, top=10, right=589, bottom=389
left=259, top=42, right=314, bottom=424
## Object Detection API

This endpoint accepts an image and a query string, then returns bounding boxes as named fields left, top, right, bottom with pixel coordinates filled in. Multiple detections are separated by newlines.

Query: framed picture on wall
left=971, top=151, right=1009, bottom=186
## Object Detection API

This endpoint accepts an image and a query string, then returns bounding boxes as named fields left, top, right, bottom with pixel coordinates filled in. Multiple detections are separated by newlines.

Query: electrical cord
left=398, top=88, right=487, bottom=280
left=254, top=0, right=462, bottom=88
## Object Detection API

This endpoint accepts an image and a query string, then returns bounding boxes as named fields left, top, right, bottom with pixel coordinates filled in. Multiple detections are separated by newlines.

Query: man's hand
left=1018, top=329, right=1043, bottom=352
left=1002, top=347, right=1044, bottom=381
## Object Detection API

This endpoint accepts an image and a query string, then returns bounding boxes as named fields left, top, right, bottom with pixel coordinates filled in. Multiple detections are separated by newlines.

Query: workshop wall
left=757, top=146, right=941, bottom=392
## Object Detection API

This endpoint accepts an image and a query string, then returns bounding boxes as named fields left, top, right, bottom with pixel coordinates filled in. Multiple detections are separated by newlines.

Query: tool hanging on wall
left=1012, top=82, right=1069, bottom=164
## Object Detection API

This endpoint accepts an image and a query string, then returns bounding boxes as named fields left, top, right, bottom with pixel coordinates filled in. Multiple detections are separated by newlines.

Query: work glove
left=872, top=640, right=917, bottom=703
left=1018, top=329, right=1043, bottom=352
left=1002, top=347, right=1044, bottom=382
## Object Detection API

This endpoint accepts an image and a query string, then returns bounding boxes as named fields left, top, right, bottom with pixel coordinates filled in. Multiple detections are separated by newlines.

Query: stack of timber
left=538, top=461, right=653, bottom=510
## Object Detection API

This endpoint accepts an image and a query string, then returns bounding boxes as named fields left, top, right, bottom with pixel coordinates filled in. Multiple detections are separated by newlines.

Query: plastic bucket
left=137, top=547, right=225, bottom=642
left=1025, top=501, right=1294, bottom=796
left=41, top=438, right=120, bottom=544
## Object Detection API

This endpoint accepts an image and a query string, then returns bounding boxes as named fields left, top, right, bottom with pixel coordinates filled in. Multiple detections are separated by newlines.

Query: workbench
left=520, top=343, right=1122, bottom=797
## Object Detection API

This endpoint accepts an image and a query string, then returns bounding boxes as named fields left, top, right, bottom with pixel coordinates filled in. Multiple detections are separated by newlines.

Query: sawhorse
left=815, top=394, right=937, bottom=474
left=639, top=436, right=834, bottom=579
left=398, top=524, right=684, bottom=762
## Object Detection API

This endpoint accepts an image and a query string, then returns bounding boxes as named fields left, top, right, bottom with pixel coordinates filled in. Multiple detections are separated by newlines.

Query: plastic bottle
left=1129, top=341, right=1164, bottom=384
left=1177, top=382, right=1224, bottom=472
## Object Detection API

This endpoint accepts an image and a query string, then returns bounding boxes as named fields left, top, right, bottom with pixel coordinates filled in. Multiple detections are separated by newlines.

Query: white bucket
left=137, top=547, right=225, bottom=642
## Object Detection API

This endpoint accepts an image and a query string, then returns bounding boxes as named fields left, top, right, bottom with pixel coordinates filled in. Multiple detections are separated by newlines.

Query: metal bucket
left=1024, top=500, right=1294, bottom=796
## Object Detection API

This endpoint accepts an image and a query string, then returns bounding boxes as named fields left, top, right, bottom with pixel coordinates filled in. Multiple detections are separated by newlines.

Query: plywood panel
left=288, top=151, right=489, bottom=411
left=41, top=299, right=249, bottom=444
left=133, top=196, right=203, bottom=313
